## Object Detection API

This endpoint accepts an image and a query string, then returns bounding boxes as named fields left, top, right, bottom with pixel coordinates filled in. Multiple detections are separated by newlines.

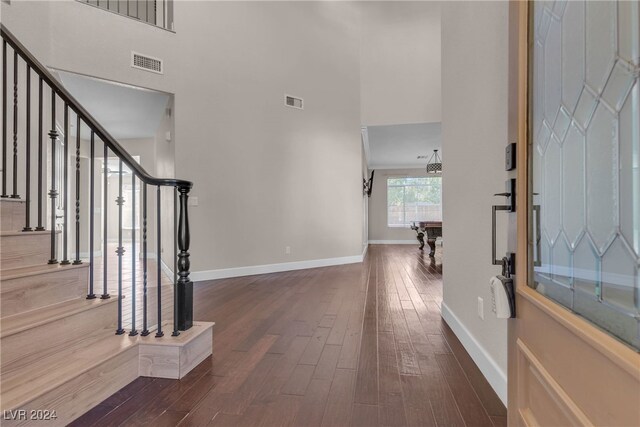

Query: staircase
left=0, top=24, right=213, bottom=426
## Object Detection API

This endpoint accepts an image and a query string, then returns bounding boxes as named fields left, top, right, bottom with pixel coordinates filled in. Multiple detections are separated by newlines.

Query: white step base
left=139, top=321, right=214, bottom=379
left=0, top=321, right=214, bottom=426
left=0, top=231, right=55, bottom=270
left=0, top=264, right=89, bottom=317
left=0, top=198, right=26, bottom=232
left=1, top=297, right=119, bottom=368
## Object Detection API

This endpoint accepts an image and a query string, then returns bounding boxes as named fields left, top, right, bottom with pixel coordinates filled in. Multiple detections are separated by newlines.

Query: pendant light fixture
left=426, top=149, right=442, bottom=174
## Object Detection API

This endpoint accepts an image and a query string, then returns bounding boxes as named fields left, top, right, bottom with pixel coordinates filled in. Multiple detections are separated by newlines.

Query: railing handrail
left=0, top=23, right=191, bottom=190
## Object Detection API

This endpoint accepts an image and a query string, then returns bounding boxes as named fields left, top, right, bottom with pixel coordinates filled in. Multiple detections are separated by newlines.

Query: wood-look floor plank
left=258, top=394, right=302, bottom=427
left=221, top=352, right=280, bottom=415
left=435, top=353, right=494, bottom=427
left=280, top=364, right=315, bottom=396
left=441, top=322, right=506, bottom=417
left=150, top=410, right=188, bottom=427
left=165, top=371, right=219, bottom=413
left=491, top=415, right=508, bottom=427
left=299, top=327, right=331, bottom=366
left=400, top=375, right=437, bottom=427
left=313, top=344, right=342, bottom=380
left=253, top=335, right=311, bottom=403
left=354, top=264, right=378, bottom=405
left=378, top=331, right=408, bottom=427
left=179, top=392, right=230, bottom=426
left=321, top=368, right=356, bottom=427
left=292, top=378, right=332, bottom=427
left=351, top=403, right=380, bottom=427
left=214, top=334, right=278, bottom=394
left=78, top=245, right=504, bottom=427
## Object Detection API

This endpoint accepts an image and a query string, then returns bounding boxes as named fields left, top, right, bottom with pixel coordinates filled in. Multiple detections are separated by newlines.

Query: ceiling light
left=426, top=149, right=442, bottom=174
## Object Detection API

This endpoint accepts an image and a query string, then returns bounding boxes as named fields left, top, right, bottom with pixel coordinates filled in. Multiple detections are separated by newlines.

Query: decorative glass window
left=530, top=0, right=639, bottom=349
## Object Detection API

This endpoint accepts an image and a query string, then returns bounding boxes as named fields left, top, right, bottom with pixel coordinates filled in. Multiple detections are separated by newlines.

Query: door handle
left=491, top=205, right=511, bottom=266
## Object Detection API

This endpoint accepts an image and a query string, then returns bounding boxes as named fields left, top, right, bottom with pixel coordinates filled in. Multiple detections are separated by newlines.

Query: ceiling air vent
left=285, top=94, right=303, bottom=110
left=131, top=52, right=163, bottom=74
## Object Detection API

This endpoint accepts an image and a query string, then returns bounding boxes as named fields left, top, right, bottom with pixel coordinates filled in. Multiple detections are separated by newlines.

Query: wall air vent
left=131, top=52, right=163, bottom=74
left=285, top=95, right=303, bottom=110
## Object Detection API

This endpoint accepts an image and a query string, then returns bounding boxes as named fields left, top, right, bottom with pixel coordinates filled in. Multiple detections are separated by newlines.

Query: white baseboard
left=190, top=253, right=364, bottom=282
left=368, top=240, right=417, bottom=245
left=362, top=244, right=368, bottom=259
left=441, top=301, right=508, bottom=406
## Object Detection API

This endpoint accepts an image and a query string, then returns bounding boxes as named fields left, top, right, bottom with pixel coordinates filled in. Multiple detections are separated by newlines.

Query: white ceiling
left=364, top=122, right=441, bottom=169
left=57, top=71, right=170, bottom=140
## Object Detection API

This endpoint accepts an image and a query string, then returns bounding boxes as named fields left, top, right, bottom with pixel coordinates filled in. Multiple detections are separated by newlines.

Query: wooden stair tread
left=0, top=328, right=138, bottom=410
left=0, top=296, right=119, bottom=337
left=1, top=321, right=215, bottom=410
left=0, top=262, right=88, bottom=281
left=0, top=230, right=54, bottom=237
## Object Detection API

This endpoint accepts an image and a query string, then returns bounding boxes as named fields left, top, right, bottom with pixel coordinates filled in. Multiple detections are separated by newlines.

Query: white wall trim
left=361, top=127, right=371, bottom=167
left=362, top=244, right=369, bottom=259
left=191, top=253, right=364, bottom=282
left=368, top=239, right=417, bottom=245
left=441, top=301, right=508, bottom=406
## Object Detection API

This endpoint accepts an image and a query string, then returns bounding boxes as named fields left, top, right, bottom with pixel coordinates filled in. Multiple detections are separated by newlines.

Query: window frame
left=386, top=175, right=442, bottom=228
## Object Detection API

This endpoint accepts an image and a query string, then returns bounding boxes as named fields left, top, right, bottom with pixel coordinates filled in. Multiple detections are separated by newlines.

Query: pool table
left=410, top=221, right=442, bottom=257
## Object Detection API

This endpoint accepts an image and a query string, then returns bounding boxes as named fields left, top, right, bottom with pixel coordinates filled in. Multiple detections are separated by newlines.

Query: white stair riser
left=0, top=233, right=52, bottom=269
left=1, top=267, right=88, bottom=317
left=2, top=346, right=139, bottom=427
left=1, top=301, right=117, bottom=367
left=0, top=201, right=26, bottom=232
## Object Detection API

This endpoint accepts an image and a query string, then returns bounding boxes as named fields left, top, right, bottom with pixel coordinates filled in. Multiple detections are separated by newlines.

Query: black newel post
left=176, top=185, right=193, bottom=331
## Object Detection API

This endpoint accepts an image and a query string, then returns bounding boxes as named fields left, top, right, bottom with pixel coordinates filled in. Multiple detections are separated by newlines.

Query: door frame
left=509, top=1, right=640, bottom=425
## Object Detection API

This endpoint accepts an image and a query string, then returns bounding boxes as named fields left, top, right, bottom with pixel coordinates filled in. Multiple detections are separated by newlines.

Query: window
left=387, top=176, right=442, bottom=227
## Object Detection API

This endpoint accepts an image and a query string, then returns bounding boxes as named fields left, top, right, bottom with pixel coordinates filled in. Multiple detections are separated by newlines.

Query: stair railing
left=0, top=23, right=193, bottom=336
left=77, top=0, right=174, bottom=31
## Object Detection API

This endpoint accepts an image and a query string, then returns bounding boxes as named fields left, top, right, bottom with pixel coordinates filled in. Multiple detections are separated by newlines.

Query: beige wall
left=2, top=1, right=365, bottom=274
left=359, top=1, right=441, bottom=126
left=367, top=168, right=426, bottom=242
left=441, top=1, right=511, bottom=403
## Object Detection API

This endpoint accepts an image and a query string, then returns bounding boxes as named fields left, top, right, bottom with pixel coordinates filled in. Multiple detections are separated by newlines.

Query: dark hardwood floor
left=73, top=244, right=506, bottom=427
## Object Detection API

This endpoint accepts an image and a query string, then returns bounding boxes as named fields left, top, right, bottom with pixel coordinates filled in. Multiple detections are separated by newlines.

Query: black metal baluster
left=11, top=50, right=19, bottom=199
left=141, top=183, right=149, bottom=336
left=177, top=185, right=193, bottom=331
left=115, top=159, right=124, bottom=335
left=101, top=142, right=110, bottom=299
left=172, top=187, right=179, bottom=336
left=60, top=104, right=70, bottom=264
left=156, top=185, right=163, bottom=337
left=130, top=174, right=138, bottom=336
left=73, top=114, right=81, bottom=264
left=88, top=131, right=96, bottom=299
left=22, top=65, right=32, bottom=230
left=2, top=40, right=7, bottom=198
left=48, top=89, right=58, bottom=264
left=35, top=77, right=44, bottom=230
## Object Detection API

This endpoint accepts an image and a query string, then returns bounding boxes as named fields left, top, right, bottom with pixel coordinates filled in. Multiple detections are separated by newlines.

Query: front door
left=508, top=1, right=640, bottom=426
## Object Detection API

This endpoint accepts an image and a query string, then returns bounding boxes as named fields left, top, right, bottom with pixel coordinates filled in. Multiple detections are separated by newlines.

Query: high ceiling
left=57, top=71, right=170, bottom=140
left=364, top=122, right=441, bottom=170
